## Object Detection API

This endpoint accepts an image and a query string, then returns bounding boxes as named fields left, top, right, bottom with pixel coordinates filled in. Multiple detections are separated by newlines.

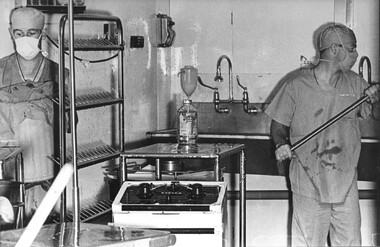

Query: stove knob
left=166, top=194, right=172, bottom=204
left=138, top=183, right=153, bottom=198
left=170, top=182, right=179, bottom=191
left=190, top=183, right=204, bottom=198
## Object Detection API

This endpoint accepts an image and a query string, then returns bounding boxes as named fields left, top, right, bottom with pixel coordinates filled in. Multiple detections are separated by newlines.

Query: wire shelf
left=64, top=91, right=122, bottom=110
left=50, top=199, right=112, bottom=223
left=51, top=143, right=120, bottom=169
left=62, top=39, right=123, bottom=51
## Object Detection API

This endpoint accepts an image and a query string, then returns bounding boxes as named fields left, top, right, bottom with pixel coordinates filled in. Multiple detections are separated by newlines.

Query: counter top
left=0, top=223, right=176, bottom=247
left=147, top=129, right=380, bottom=143
left=147, top=129, right=271, bottom=140
left=122, top=143, right=245, bottom=159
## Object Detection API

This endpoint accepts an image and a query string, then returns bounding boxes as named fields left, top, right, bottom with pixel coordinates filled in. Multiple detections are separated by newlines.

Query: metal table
left=0, top=146, right=24, bottom=229
left=0, top=222, right=176, bottom=247
left=120, top=143, right=246, bottom=247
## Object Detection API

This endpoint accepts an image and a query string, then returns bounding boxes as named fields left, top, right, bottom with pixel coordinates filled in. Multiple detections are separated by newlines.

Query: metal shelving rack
left=57, top=14, right=124, bottom=223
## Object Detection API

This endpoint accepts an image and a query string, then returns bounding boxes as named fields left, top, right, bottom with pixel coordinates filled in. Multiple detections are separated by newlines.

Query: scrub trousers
left=291, top=183, right=361, bottom=246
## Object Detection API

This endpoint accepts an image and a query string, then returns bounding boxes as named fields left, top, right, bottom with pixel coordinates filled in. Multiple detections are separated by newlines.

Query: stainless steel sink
left=148, top=102, right=380, bottom=181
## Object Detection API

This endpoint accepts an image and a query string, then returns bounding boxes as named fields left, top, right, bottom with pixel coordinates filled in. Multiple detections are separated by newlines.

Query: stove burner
left=120, top=181, right=220, bottom=207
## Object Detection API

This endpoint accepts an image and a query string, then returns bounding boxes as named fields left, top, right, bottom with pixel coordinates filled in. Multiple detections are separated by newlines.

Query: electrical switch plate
left=130, top=36, right=144, bottom=48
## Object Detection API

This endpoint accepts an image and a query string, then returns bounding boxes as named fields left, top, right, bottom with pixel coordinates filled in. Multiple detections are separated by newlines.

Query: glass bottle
left=177, top=99, right=198, bottom=152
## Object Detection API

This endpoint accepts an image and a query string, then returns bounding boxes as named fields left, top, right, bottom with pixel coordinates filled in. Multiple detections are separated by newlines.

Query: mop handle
left=290, top=95, right=369, bottom=151
left=15, top=163, right=74, bottom=247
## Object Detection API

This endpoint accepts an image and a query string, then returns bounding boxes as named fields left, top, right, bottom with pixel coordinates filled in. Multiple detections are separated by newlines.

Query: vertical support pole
left=58, top=12, right=68, bottom=224
left=16, top=153, right=24, bottom=229
left=120, top=157, right=127, bottom=186
left=214, top=157, right=220, bottom=181
left=240, top=149, right=246, bottom=247
left=155, top=158, right=162, bottom=180
left=19, top=153, right=24, bottom=229
left=67, top=1, right=80, bottom=246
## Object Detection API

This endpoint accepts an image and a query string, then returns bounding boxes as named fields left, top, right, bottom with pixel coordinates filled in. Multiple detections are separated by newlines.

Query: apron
left=289, top=73, right=361, bottom=203
left=0, top=53, right=60, bottom=183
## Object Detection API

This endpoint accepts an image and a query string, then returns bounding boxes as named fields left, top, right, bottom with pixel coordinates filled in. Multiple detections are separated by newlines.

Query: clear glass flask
left=177, top=99, right=198, bottom=152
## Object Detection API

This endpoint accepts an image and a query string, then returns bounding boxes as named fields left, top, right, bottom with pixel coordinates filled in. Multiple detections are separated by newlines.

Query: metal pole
left=120, top=158, right=127, bottom=186
left=67, top=1, right=80, bottom=246
left=155, top=158, right=161, bottom=180
left=214, top=157, right=220, bottom=181
left=291, top=95, right=369, bottom=151
left=58, top=12, right=67, bottom=226
left=17, top=153, right=24, bottom=229
left=240, top=150, right=246, bottom=247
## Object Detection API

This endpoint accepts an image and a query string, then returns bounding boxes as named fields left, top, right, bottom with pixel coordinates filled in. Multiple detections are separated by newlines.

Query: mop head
left=0, top=196, right=14, bottom=224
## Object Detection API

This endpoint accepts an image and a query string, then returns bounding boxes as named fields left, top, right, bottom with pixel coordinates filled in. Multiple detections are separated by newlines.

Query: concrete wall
left=169, top=0, right=379, bottom=109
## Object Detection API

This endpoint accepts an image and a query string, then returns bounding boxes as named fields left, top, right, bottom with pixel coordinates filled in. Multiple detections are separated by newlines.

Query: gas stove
left=112, top=181, right=228, bottom=247
left=116, top=181, right=222, bottom=210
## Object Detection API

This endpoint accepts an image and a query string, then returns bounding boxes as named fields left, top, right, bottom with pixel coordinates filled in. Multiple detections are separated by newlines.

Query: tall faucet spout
left=214, top=55, right=233, bottom=101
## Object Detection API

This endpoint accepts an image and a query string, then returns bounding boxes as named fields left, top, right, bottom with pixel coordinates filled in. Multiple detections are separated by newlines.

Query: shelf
left=64, top=91, right=123, bottom=111
left=11, top=202, right=25, bottom=208
left=58, top=15, right=124, bottom=52
left=49, top=200, right=112, bottom=223
left=62, top=38, right=124, bottom=51
left=51, top=143, right=120, bottom=169
left=26, top=5, right=86, bottom=14
left=65, top=143, right=120, bottom=169
left=58, top=14, right=124, bottom=225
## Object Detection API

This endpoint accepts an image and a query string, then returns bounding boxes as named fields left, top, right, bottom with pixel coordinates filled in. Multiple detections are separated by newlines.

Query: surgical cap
left=10, top=7, right=45, bottom=29
left=317, top=24, right=356, bottom=52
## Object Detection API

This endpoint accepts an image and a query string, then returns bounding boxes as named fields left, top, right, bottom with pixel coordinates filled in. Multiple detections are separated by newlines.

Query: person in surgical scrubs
left=265, top=23, right=379, bottom=246
left=0, top=7, right=69, bottom=222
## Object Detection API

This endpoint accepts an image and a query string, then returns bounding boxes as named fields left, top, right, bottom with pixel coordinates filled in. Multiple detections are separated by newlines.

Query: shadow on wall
left=265, top=68, right=302, bottom=103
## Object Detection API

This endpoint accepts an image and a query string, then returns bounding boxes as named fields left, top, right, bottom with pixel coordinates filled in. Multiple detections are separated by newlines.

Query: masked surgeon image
left=0, top=7, right=69, bottom=222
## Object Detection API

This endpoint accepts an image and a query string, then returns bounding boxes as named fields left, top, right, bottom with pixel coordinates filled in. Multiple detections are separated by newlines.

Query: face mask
left=330, top=26, right=352, bottom=71
left=15, top=36, right=41, bottom=60
left=318, top=26, right=350, bottom=68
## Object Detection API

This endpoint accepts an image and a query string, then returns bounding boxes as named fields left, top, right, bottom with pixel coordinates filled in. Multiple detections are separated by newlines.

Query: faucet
left=358, top=56, right=372, bottom=85
left=214, top=55, right=233, bottom=101
left=197, top=76, right=229, bottom=113
left=237, top=76, right=258, bottom=115
left=197, top=55, right=259, bottom=115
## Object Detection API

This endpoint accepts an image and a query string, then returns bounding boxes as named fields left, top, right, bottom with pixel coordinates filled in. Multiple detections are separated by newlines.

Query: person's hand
left=275, top=144, right=292, bottom=162
left=364, top=83, right=380, bottom=103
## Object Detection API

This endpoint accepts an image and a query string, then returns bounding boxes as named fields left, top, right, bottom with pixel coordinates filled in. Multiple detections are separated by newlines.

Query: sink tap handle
left=197, top=76, right=218, bottom=91
left=236, top=76, right=258, bottom=115
left=243, top=91, right=249, bottom=104
left=236, top=75, right=247, bottom=90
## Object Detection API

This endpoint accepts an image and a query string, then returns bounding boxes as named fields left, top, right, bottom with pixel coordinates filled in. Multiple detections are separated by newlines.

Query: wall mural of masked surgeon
left=0, top=7, right=69, bottom=222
